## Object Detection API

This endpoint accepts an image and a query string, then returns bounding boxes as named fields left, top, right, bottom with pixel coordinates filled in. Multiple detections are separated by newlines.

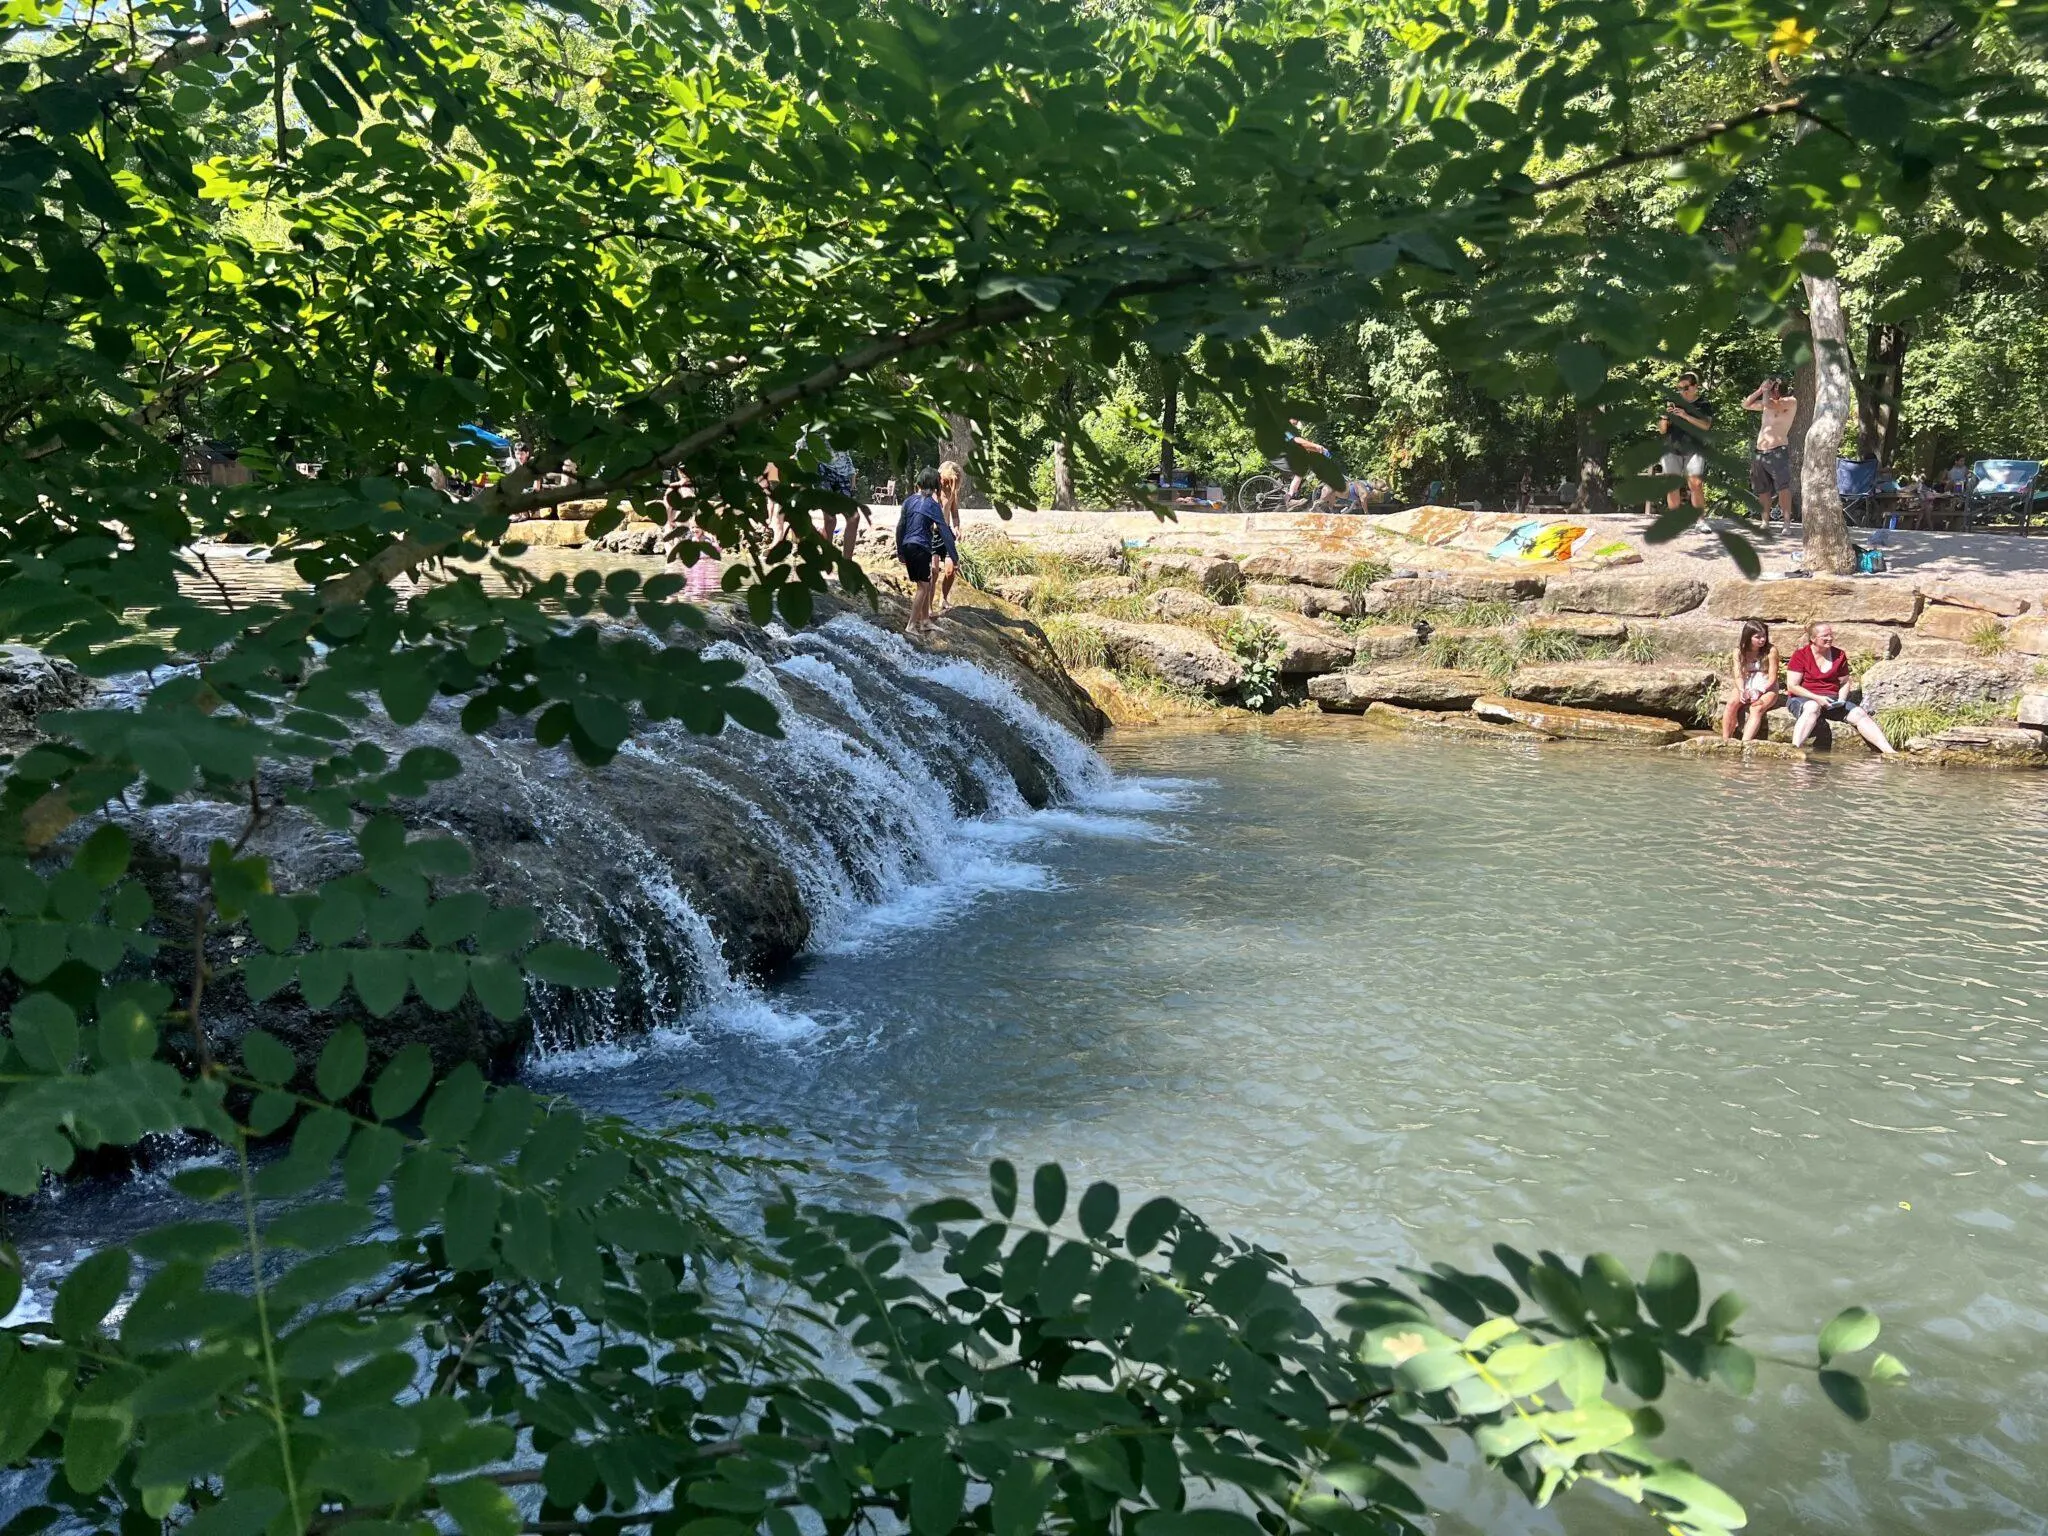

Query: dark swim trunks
left=899, top=545, right=933, bottom=583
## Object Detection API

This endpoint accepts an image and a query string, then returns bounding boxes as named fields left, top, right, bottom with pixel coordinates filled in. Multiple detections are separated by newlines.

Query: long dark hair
left=1739, top=620, right=1771, bottom=659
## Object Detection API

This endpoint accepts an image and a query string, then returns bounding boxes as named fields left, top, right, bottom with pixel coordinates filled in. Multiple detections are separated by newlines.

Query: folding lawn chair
left=1968, top=460, right=2043, bottom=533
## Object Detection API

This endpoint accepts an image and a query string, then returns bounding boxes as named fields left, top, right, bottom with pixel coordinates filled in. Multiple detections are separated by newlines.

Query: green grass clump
left=1041, top=614, right=1108, bottom=671
left=1340, top=558, right=1390, bottom=601
left=959, top=535, right=1037, bottom=586
left=1969, top=619, right=2010, bottom=655
left=1513, top=627, right=1586, bottom=665
left=1449, top=597, right=1517, bottom=627
left=1876, top=698, right=2010, bottom=745
left=1617, top=630, right=1659, bottom=664
left=1423, top=631, right=1514, bottom=684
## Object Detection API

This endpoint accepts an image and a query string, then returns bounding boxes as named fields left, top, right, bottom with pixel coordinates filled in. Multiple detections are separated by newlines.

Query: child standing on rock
left=895, top=469, right=959, bottom=636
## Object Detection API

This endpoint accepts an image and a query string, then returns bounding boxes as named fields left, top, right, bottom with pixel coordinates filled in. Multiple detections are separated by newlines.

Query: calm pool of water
left=553, top=724, right=2048, bottom=1536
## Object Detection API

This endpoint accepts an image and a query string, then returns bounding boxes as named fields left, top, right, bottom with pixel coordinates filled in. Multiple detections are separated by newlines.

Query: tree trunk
left=1051, top=376, right=1078, bottom=511
left=942, top=413, right=975, bottom=507
left=1158, top=358, right=1179, bottom=497
left=1572, top=408, right=1612, bottom=514
left=1800, top=266, right=1858, bottom=574
left=1858, top=321, right=1906, bottom=467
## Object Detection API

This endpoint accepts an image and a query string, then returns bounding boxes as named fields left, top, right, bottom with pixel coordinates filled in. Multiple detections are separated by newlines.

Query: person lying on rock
left=895, top=467, right=960, bottom=636
left=1785, top=621, right=1898, bottom=755
left=1720, top=620, right=1783, bottom=742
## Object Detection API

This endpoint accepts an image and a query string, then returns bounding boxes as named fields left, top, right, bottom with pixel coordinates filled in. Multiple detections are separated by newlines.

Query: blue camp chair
left=1969, top=460, right=2043, bottom=533
left=1836, top=456, right=1884, bottom=527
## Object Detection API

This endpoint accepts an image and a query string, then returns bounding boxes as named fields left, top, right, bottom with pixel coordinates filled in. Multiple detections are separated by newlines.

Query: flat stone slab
left=2019, top=694, right=2048, bottom=727
left=1239, top=549, right=1360, bottom=588
left=2007, top=617, right=2048, bottom=657
left=1544, top=572, right=1707, bottom=617
left=1138, top=551, right=1240, bottom=596
left=1919, top=581, right=2029, bottom=617
left=1365, top=572, right=1546, bottom=610
left=1141, top=586, right=1220, bottom=622
left=1090, top=619, right=1241, bottom=694
left=1474, top=694, right=1686, bottom=745
left=1861, top=657, right=2028, bottom=715
left=1705, top=576, right=1921, bottom=626
left=1309, top=667, right=1495, bottom=712
left=1523, top=613, right=1628, bottom=641
left=1903, top=724, right=2048, bottom=767
left=1507, top=661, right=1719, bottom=722
left=1245, top=581, right=1359, bottom=619
left=1914, top=605, right=2005, bottom=643
left=1663, top=735, right=1810, bottom=763
left=1353, top=624, right=1424, bottom=661
left=1361, top=701, right=1552, bottom=742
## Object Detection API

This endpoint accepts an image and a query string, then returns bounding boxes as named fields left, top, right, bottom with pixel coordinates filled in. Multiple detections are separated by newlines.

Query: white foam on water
left=520, top=614, right=1161, bottom=1068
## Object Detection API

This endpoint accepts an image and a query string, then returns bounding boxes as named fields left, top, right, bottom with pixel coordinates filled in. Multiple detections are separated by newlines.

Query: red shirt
left=1788, top=644, right=1849, bottom=698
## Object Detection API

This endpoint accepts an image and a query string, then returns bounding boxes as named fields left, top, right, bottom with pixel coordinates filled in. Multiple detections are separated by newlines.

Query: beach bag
left=1855, top=545, right=1887, bottom=575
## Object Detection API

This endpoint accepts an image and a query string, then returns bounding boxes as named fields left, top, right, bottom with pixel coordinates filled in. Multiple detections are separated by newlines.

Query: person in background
left=896, top=468, right=959, bottom=635
left=1720, top=620, right=1783, bottom=742
left=1944, top=454, right=1971, bottom=496
left=933, top=460, right=964, bottom=616
left=1741, top=375, right=1797, bottom=534
left=1659, top=371, right=1715, bottom=513
left=1283, top=419, right=1340, bottom=506
left=1785, top=621, right=1897, bottom=754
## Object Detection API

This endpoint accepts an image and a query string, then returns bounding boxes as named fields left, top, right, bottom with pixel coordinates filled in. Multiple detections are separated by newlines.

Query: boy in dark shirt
left=1659, top=371, right=1715, bottom=512
left=895, top=468, right=959, bottom=634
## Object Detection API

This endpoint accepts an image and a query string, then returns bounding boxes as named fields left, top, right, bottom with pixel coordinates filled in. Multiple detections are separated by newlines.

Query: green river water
left=548, top=724, right=2047, bottom=1535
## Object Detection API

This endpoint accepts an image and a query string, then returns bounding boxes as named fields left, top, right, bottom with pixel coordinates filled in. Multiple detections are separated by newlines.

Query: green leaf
left=1140, top=1513, right=1265, bottom=1536
left=180, top=1488, right=286, bottom=1536
left=522, top=942, right=620, bottom=989
left=989, top=1159, right=1018, bottom=1219
left=438, top=1475, right=521, bottom=1536
left=1032, top=1162, right=1067, bottom=1226
left=1641, top=1252, right=1700, bottom=1331
left=909, top=1451, right=966, bottom=1536
left=371, top=1042, right=435, bottom=1120
left=1818, top=1306, right=1880, bottom=1364
left=11, top=992, right=79, bottom=1073
left=63, top=1380, right=133, bottom=1492
left=73, top=825, right=131, bottom=887
left=468, top=957, right=528, bottom=1021
left=53, top=1247, right=131, bottom=1341
left=422, top=1062, right=488, bottom=1145
left=316, top=1025, right=369, bottom=1101
left=1555, top=341, right=1606, bottom=401
left=1641, top=1469, right=1745, bottom=1531
left=1870, top=1351, right=1910, bottom=1382
left=1704, top=1289, right=1746, bottom=1342
left=1076, top=1180, right=1118, bottom=1239
left=1580, top=1253, right=1636, bottom=1327
left=0, top=1243, right=22, bottom=1321
left=240, top=1028, right=297, bottom=1086
left=1123, top=1196, right=1178, bottom=1256
left=352, top=949, right=411, bottom=1017
left=443, top=1170, right=502, bottom=1270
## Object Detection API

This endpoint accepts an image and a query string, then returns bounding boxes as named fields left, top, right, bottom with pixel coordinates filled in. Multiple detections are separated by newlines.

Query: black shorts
left=899, top=545, right=933, bottom=583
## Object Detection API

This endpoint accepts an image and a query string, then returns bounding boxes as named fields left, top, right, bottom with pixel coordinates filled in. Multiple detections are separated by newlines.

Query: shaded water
left=542, top=725, right=2048, bottom=1536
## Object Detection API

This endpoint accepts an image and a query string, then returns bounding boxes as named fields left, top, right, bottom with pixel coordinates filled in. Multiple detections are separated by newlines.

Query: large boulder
left=2018, top=694, right=2048, bottom=727
left=1140, top=551, right=1242, bottom=599
left=1705, top=576, right=1921, bottom=626
left=1361, top=701, right=1552, bottom=743
left=1068, top=575, right=1139, bottom=603
left=2005, top=617, right=2048, bottom=656
left=1825, top=622, right=1906, bottom=660
left=509, top=518, right=590, bottom=547
left=986, top=574, right=1043, bottom=606
left=1543, top=572, right=1707, bottom=617
left=1142, top=586, right=1221, bottom=623
left=1245, top=581, right=1360, bottom=619
left=1914, top=605, right=2005, bottom=644
left=1091, top=619, right=1241, bottom=694
left=1903, top=724, right=2048, bottom=768
left=1353, top=624, right=1425, bottom=661
left=1664, top=736, right=1811, bottom=763
left=1222, top=609, right=1355, bottom=675
left=0, top=646, right=91, bottom=742
left=1859, top=657, right=2029, bottom=715
left=1626, top=616, right=1743, bottom=662
left=1918, top=581, right=2028, bottom=617
left=1364, top=572, right=1546, bottom=612
left=1239, top=549, right=1358, bottom=588
left=1507, top=662, right=1719, bottom=723
left=1309, top=667, right=1494, bottom=712
left=1032, top=532, right=1129, bottom=573
left=1474, top=694, right=1686, bottom=745
left=1523, top=613, right=1628, bottom=641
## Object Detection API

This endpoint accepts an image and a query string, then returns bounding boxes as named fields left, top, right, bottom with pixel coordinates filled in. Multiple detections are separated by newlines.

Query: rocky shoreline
left=944, top=527, right=2048, bottom=768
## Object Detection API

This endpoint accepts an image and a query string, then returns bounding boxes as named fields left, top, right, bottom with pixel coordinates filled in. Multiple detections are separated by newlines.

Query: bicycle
left=1235, top=472, right=1295, bottom=515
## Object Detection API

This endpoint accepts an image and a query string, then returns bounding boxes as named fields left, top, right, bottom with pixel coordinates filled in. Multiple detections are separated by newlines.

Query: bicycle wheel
left=1237, top=474, right=1288, bottom=515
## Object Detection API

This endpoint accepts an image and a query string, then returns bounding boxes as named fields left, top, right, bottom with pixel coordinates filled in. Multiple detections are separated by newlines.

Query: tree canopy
left=1, top=0, right=2036, bottom=1533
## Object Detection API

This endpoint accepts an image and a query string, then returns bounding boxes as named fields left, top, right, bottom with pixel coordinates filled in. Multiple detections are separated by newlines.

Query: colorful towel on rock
left=1382, top=506, right=1599, bottom=563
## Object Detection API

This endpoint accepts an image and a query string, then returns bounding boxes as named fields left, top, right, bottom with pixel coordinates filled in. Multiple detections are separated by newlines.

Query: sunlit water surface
left=543, top=725, right=2048, bottom=1536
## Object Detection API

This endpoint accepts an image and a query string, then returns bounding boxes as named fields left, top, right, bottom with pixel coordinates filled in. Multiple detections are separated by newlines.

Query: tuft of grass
left=1450, top=598, right=1517, bottom=627
left=1968, top=618, right=2010, bottom=655
left=1847, top=650, right=1881, bottom=678
left=1513, top=627, right=1586, bottom=665
left=1876, top=698, right=2010, bottom=745
left=1617, top=629, right=1659, bottom=665
left=1245, top=585, right=1306, bottom=614
left=1340, top=558, right=1390, bottom=601
left=1424, top=631, right=1514, bottom=684
left=959, top=535, right=1037, bottom=584
left=1041, top=614, right=1108, bottom=672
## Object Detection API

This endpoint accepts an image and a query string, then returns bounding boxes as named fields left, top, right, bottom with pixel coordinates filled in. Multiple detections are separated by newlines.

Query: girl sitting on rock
left=1721, top=620, right=1783, bottom=742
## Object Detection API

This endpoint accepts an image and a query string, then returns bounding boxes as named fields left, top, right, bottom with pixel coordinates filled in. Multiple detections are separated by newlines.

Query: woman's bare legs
left=1845, top=704, right=1899, bottom=755
left=1720, top=694, right=1745, bottom=740
left=935, top=558, right=957, bottom=615
left=1790, top=698, right=1821, bottom=748
left=1742, top=693, right=1780, bottom=742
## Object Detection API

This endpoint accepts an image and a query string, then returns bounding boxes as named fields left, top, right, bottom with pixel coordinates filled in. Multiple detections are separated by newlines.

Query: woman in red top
left=1785, top=621, right=1898, bottom=754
